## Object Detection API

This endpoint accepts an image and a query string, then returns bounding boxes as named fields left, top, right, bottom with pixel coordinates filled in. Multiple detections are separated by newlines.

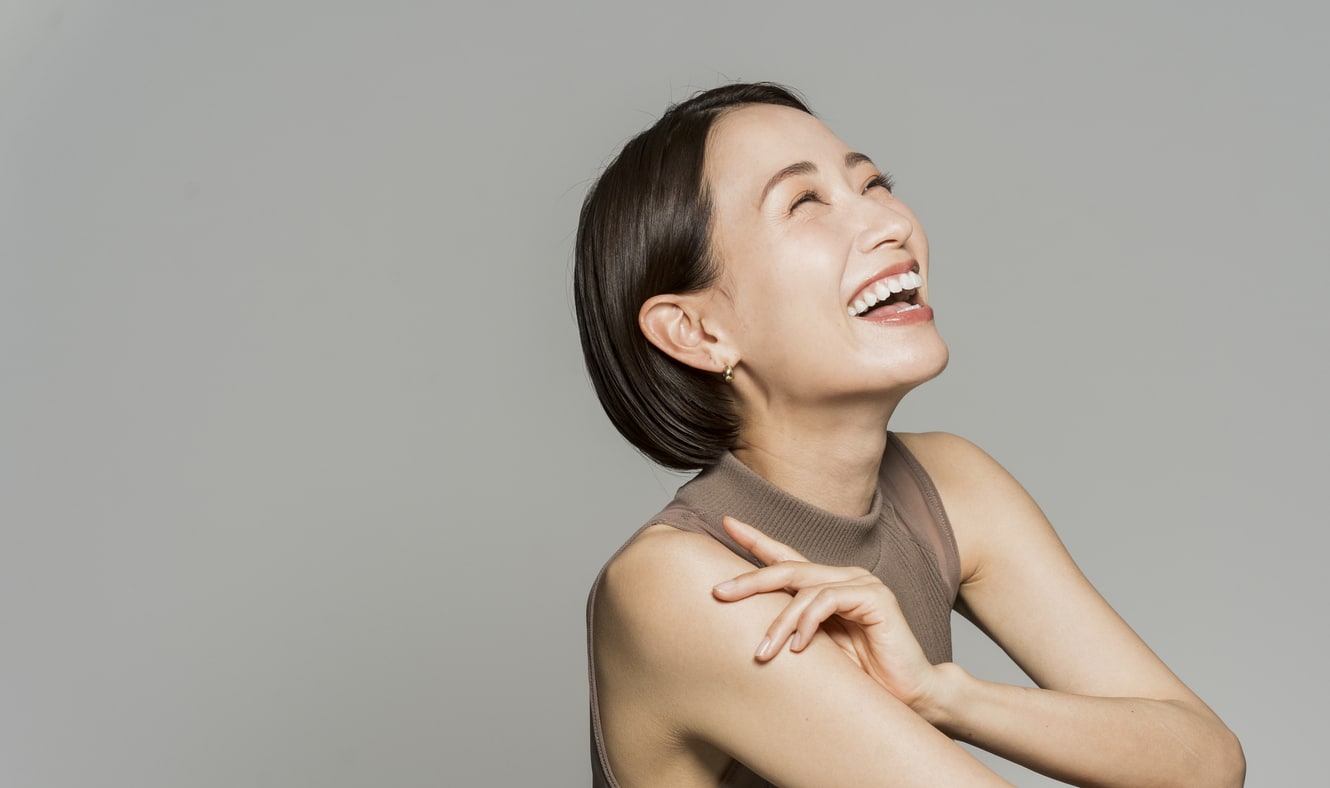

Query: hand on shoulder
left=593, top=521, right=1012, bottom=787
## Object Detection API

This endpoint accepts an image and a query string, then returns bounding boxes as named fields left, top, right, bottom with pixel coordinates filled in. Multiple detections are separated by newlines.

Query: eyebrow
left=758, top=151, right=878, bottom=206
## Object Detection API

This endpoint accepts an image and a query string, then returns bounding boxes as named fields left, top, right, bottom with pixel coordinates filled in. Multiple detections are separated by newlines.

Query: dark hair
left=574, top=83, right=813, bottom=471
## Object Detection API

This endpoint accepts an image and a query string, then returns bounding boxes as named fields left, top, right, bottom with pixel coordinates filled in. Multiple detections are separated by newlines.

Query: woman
left=575, top=83, right=1243, bottom=787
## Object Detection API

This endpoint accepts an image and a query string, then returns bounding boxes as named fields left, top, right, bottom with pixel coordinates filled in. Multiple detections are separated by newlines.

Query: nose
left=854, top=197, right=913, bottom=255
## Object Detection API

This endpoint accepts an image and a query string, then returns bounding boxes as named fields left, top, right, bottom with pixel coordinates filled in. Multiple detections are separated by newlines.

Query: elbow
left=1215, top=726, right=1246, bottom=788
left=1189, top=722, right=1245, bottom=788
left=1177, top=698, right=1246, bottom=788
left=1167, top=705, right=1245, bottom=788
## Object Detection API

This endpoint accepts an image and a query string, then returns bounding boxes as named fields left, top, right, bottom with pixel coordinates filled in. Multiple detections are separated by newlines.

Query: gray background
left=2, top=1, right=1326, bottom=785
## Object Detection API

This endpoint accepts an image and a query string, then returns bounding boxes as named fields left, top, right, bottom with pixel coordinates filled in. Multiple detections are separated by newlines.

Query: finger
left=791, top=583, right=889, bottom=653
left=713, top=561, right=868, bottom=601
left=754, top=584, right=828, bottom=660
left=722, top=515, right=809, bottom=565
left=754, top=580, right=871, bottom=661
left=761, top=580, right=902, bottom=661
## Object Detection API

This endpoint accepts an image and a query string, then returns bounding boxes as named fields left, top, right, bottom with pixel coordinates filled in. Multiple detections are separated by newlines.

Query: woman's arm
left=595, top=525, right=1014, bottom=788
left=899, top=432, right=1245, bottom=788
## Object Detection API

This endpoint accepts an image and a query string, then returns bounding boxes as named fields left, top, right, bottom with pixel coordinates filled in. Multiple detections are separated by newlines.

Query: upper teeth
left=848, top=271, right=923, bottom=316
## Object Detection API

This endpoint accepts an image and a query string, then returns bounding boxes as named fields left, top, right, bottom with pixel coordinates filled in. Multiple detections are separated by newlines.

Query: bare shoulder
left=605, top=523, right=749, bottom=591
left=893, top=432, right=1050, bottom=581
left=894, top=431, right=1038, bottom=511
left=894, top=431, right=1013, bottom=489
left=594, top=525, right=829, bottom=783
left=595, top=524, right=759, bottom=665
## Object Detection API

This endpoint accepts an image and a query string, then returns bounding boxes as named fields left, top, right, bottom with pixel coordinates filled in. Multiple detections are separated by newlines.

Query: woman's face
left=702, top=103, right=948, bottom=412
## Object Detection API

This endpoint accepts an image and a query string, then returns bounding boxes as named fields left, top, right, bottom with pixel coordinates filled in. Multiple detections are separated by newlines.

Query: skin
left=593, top=104, right=1245, bottom=787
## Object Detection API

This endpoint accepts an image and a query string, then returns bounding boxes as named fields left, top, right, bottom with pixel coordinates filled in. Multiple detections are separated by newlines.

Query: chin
left=924, top=336, right=950, bottom=381
left=886, top=329, right=949, bottom=389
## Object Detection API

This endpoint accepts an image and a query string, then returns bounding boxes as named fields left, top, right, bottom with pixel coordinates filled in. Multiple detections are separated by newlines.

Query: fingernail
left=713, top=580, right=737, bottom=595
left=755, top=636, right=772, bottom=659
left=791, top=632, right=802, bottom=651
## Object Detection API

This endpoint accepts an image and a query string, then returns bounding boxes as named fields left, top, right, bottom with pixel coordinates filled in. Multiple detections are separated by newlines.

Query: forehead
left=705, top=104, right=850, bottom=195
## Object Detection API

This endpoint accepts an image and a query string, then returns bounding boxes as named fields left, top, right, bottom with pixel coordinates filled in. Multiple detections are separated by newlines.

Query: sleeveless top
left=587, top=433, right=962, bottom=788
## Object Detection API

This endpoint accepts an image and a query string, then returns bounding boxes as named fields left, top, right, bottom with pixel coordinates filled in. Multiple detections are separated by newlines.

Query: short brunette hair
left=574, top=83, right=813, bottom=471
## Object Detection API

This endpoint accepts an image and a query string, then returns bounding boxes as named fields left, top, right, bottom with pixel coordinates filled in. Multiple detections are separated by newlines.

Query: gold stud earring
left=721, top=364, right=734, bottom=383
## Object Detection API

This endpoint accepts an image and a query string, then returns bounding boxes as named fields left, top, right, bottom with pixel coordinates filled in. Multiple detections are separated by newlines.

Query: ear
left=639, top=292, right=735, bottom=375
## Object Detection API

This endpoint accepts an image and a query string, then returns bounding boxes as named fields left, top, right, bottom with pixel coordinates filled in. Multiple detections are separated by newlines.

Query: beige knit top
left=587, top=433, right=962, bottom=787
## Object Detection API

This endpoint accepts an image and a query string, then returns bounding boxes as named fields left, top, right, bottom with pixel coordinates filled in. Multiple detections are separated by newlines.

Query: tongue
left=864, top=299, right=914, bottom=317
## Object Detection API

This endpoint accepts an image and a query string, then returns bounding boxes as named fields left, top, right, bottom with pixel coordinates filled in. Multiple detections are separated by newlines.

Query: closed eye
left=789, top=189, right=823, bottom=213
left=864, top=172, right=896, bottom=193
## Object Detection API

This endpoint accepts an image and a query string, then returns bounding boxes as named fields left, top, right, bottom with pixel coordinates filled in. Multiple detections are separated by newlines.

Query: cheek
left=764, top=221, right=853, bottom=276
left=715, top=217, right=856, bottom=334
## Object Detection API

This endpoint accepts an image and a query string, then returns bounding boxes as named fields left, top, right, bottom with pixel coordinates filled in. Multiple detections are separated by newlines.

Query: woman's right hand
left=711, top=515, right=947, bottom=715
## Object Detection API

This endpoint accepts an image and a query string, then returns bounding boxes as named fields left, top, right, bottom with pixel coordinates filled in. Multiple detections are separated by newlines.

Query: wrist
left=911, top=661, right=972, bottom=729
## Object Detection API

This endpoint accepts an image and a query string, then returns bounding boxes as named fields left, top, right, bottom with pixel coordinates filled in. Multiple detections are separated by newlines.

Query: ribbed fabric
left=588, top=433, right=960, bottom=788
left=666, top=451, right=887, bottom=569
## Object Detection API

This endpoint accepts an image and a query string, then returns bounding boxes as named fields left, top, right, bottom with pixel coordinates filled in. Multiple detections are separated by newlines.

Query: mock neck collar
left=676, top=451, right=888, bottom=570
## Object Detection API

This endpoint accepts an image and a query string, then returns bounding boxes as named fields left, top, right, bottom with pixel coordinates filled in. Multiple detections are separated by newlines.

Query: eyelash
left=867, top=172, right=896, bottom=193
left=788, top=172, right=896, bottom=213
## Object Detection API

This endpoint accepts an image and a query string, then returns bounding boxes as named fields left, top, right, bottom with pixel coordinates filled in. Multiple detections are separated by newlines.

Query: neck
left=732, top=397, right=900, bottom=518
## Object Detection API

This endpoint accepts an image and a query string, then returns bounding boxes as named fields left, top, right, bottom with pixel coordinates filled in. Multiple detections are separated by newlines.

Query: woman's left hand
left=712, top=515, right=943, bottom=713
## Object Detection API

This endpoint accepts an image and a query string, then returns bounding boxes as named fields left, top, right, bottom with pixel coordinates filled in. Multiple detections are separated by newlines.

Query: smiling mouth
left=847, top=269, right=924, bottom=317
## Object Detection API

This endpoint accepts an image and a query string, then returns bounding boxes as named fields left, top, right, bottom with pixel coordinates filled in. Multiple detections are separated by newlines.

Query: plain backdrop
left=2, top=1, right=1327, bottom=785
